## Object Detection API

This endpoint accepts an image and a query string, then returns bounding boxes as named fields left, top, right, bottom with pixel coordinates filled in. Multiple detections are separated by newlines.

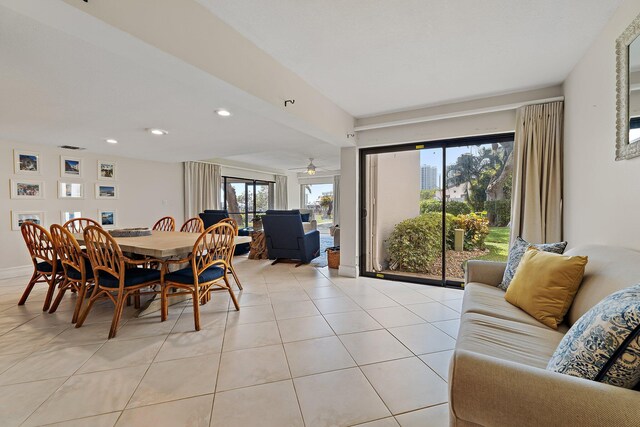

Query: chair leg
left=108, top=293, right=126, bottom=339
left=18, top=271, right=39, bottom=306
left=42, top=275, right=58, bottom=312
left=134, top=291, right=141, bottom=309
left=71, top=284, right=86, bottom=324
left=76, top=291, right=100, bottom=328
left=225, top=276, right=240, bottom=311
left=160, top=285, right=168, bottom=322
left=192, top=289, right=201, bottom=331
left=229, top=265, right=243, bottom=290
left=48, top=279, right=69, bottom=314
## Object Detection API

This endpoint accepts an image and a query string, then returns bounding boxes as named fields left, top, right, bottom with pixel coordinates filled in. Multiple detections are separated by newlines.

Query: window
left=221, top=177, right=274, bottom=228
left=360, top=133, right=514, bottom=287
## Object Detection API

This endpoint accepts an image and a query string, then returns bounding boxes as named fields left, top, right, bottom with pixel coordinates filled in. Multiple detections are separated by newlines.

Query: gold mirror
left=616, top=14, right=640, bottom=160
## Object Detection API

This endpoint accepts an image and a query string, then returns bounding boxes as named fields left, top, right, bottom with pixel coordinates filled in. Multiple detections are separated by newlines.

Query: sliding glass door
left=360, top=133, right=514, bottom=287
left=222, top=177, right=274, bottom=228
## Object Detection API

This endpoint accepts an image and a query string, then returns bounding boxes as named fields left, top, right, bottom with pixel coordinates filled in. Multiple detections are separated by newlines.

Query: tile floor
left=0, top=257, right=463, bottom=427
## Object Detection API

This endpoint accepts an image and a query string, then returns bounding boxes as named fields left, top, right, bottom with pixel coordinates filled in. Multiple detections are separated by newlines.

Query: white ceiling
left=198, top=0, right=622, bottom=117
left=0, top=4, right=340, bottom=168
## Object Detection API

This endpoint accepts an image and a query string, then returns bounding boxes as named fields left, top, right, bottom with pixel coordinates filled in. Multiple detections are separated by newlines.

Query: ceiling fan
left=288, top=158, right=325, bottom=175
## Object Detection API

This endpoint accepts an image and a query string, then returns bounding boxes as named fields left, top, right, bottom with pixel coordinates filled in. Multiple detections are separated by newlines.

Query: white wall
left=338, top=147, right=358, bottom=277
left=373, top=151, right=420, bottom=268
left=1, top=141, right=183, bottom=275
left=563, top=0, right=640, bottom=250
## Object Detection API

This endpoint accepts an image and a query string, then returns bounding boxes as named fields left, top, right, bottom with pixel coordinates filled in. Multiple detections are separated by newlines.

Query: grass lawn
left=478, top=226, right=510, bottom=262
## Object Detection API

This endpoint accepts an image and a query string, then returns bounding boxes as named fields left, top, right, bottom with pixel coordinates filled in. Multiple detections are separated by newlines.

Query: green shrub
left=386, top=213, right=447, bottom=273
left=485, top=200, right=511, bottom=227
left=449, top=212, right=490, bottom=250
left=419, top=199, right=472, bottom=216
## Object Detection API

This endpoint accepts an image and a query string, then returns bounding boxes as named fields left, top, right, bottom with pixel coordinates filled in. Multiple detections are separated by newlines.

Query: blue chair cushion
left=67, top=258, right=94, bottom=280
left=36, top=260, right=62, bottom=273
left=98, top=268, right=161, bottom=288
left=165, top=265, right=225, bottom=285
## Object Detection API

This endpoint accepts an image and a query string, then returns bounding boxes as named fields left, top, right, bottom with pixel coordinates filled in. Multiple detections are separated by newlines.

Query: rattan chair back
left=152, top=216, right=176, bottom=231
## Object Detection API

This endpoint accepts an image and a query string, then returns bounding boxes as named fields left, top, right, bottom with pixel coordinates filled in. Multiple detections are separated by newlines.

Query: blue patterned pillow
left=546, top=284, right=640, bottom=389
left=498, top=237, right=567, bottom=291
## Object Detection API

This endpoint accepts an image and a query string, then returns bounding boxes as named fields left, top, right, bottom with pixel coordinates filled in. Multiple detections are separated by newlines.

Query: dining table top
left=75, top=230, right=251, bottom=258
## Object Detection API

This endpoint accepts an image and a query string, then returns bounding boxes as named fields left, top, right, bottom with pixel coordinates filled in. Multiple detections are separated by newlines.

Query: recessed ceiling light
left=215, top=109, right=232, bottom=117
left=147, top=128, right=168, bottom=136
left=105, top=138, right=118, bottom=144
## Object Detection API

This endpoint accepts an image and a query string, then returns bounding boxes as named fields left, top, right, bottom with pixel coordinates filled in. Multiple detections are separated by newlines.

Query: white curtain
left=510, top=101, right=563, bottom=246
left=275, top=175, right=288, bottom=210
left=183, top=162, right=221, bottom=219
left=333, top=175, right=340, bottom=226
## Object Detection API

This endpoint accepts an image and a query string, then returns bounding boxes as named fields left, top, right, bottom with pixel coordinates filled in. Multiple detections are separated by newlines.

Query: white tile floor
left=0, top=257, right=463, bottom=427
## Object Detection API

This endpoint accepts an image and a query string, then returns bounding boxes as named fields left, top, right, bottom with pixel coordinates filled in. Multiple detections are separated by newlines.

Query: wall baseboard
left=338, top=264, right=358, bottom=278
left=0, top=265, right=32, bottom=280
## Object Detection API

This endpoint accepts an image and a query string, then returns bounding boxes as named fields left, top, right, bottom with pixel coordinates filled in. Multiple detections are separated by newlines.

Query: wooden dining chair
left=218, top=218, right=243, bottom=290
left=49, top=224, right=94, bottom=323
left=180, top=217, right=205, bottom=233
left=161, top=222, right=240, bottom=331
left=76, top=226, right=164, bottom=338
left=18, top=222, right=63, bottom=311
left=153, top=216, right=176, bottom=232
left=63, top=217, right=102, bottom=234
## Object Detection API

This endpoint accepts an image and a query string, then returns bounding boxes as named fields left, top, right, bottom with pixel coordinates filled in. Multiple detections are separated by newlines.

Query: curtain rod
left=354, top=96, right=565, bottom=132
left=189, top=160, right=285, bottom=176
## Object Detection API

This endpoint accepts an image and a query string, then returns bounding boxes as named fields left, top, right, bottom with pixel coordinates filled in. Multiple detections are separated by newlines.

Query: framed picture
left=13, top=150, right=40, bottom=175
left=95, top=184, right=118, bottom=199
left=10, top=179, right=44, bottom=199
left=60, top=156, right=82, bottom=178
left=58, top=182, right=84, bottom=199
left=61, top=211, right=82, bottom=223
left=97, top=160, right=117, bottom=181
left=11, top=211, right=45, bottom=231
left=98, top=209, right=117, bottom=229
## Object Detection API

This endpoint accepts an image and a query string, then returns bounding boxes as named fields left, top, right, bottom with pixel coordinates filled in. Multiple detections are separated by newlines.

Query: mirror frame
left=616, top=13, right=640, bottom=161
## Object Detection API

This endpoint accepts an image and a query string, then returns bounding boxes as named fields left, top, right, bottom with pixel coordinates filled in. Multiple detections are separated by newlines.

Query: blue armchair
left=262, top=211, right=320, bottom=266
left=199, top=210, right=249, bottom=256
left=199, top=210, right=230, bottom=228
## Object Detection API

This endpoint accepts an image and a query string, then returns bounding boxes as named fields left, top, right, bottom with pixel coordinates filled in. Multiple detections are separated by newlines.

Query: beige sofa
left=299, top=209, right=318, bottom=233
left=450, top=245, right=640, bottom=427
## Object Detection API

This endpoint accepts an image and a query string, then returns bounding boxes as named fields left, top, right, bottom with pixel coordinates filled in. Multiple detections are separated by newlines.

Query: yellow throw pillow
left=505, top=248, right=588, bottom=329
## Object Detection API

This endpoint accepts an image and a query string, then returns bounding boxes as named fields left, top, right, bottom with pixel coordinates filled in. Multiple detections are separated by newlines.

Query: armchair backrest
left=192, top=223, right=235, bottom=282
left=83, top=226, right=125, bottom=288
left=262, top=213, right=305, bottom=250
left=21, top=222, right=57, bottom=270
left=298, top=209, right=315, bottom=222
left=199, top=210, right=229, bottom=228
left=50, top=224, right=86, bottom=280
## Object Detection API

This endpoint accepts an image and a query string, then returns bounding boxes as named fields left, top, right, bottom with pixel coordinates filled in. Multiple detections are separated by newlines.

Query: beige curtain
left=183, top=161, right=221, bottom=219
left=274, top=175, right=288, bottom=209
left=510, top=101, right=563, bottom=246
left=333, top=175, right=340, bottom=226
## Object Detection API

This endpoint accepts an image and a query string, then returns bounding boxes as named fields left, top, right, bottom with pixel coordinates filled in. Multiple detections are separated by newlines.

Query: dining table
left=75, top=230, right=251, bottom=317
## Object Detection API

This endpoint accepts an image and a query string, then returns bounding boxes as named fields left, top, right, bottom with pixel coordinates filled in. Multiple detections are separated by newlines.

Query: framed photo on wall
left=61, top=211, right=82, bottom=223
left=97, top=160, right=116, bottom=181
left=58, top=182, right=84, bottom=199
left=13, top=150, right=41, bottom=175
left=60, top=156, right=82, bottom=178
left=98, top=209, right=117, bottom=229
left=10, top=179, right=44, bottom=199
left=11, top=211, right=45, bottom=231
left=95, top=184, right=118, bottom=199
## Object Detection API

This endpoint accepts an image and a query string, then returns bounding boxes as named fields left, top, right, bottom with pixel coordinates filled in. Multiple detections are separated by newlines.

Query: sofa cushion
left=457, top=312, right=565, bottom=369
left=462, top=283, right=569, bottom=332
left=499, top=237, right=567, bottom=291
left=547, top=284, right=640, bottom=389
left=505, top=249, right=588, bottom=329
left=565, top=245, right=640, bottom=326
